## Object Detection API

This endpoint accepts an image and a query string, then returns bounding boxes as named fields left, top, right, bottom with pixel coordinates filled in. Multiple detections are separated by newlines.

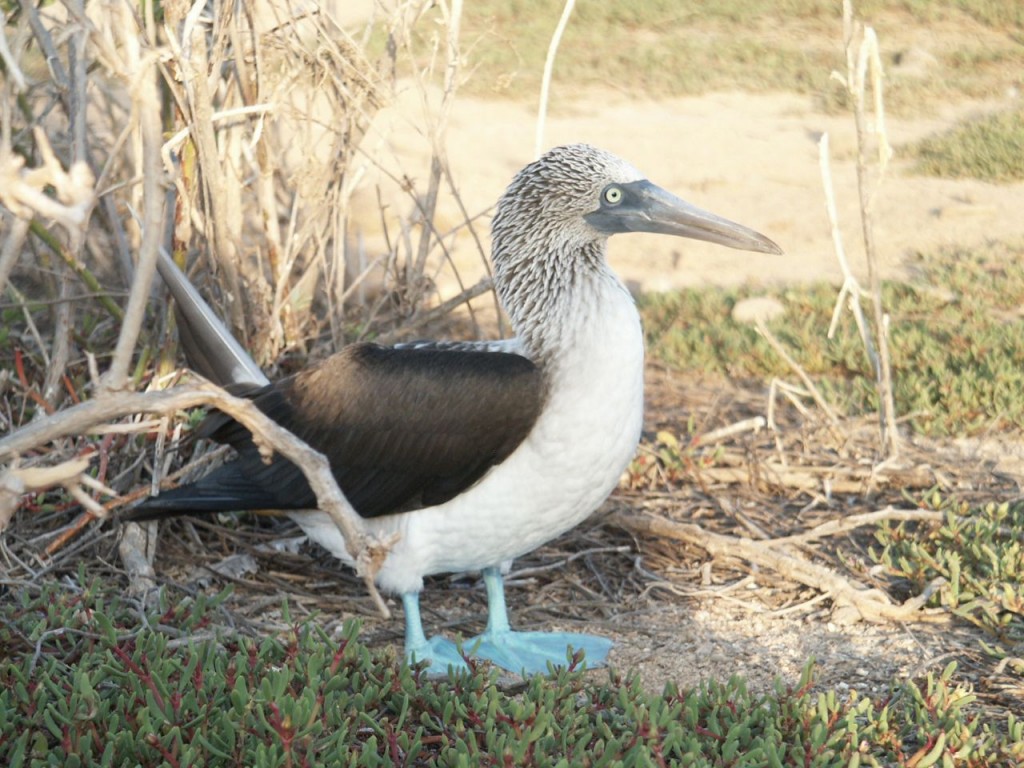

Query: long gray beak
left=585, top=179, right=782, bottom=255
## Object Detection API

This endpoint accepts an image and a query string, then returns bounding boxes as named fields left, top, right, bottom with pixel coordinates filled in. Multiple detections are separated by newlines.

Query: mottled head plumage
left=490, top=145, right=645, bottom=357
left=492, top=144, right=645, bottom=253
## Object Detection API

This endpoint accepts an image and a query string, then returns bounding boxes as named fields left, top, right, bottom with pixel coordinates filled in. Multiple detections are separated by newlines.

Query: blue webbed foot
left=467, top=567, right=614, bottom=674
left=469, top=629, right=613, bottom=675
left=404, top=634, right=471, bottom=671
left=402, top=592, right=472, bottom=673
left=400, top=569, right=614, bottom=676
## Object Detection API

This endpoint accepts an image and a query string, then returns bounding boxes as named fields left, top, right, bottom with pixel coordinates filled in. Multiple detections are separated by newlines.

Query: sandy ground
left=349, top=86, right=1024, bottom=297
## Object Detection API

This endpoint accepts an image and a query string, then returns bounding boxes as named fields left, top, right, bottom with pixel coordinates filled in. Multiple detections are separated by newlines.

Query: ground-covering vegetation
left=640, top=240, right=1024, bottom=436
left=455, top=0, right=1023, bottom=115
left=2, top=580, right=1021, bottom=767
left=2, top=0, right=1023, bottom=764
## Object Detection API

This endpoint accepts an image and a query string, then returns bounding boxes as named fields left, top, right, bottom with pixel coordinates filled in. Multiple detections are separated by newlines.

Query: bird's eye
left=603, top=186, right=623, bottom=205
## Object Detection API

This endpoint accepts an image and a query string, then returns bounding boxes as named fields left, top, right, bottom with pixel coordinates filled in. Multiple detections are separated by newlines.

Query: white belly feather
left=290, top=276, right=644, bottom=595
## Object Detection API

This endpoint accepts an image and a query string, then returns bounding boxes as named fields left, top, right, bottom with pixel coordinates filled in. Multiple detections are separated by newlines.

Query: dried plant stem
left=0, top=382, right=390, bottom=618
left=0, top=216, right=29, bottom=295
left=819, top=133, right=874, bottom=356
left=612, top=509, right=947, bottom=624
left=166, top=15, right=246, bottom=338
left=0, top=10, right=28, bottom=93
left=42, top=266, right=72, bottom=406
left=754, top=319, right=844, bottom=442
left=535, top=0, right=576, bottom=157
left=412, top=0, right=463, bottom=300
left=843, top=0, right=899, bottom=458
left=101, top=4, right=164, bottom=392
left=696, top=417, right=766, bottom=447
left=23, top=0, right=132, bottom=279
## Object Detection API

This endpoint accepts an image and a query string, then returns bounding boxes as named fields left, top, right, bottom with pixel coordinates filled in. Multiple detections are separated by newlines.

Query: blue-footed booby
left=131, top=144, right=781, bottom=674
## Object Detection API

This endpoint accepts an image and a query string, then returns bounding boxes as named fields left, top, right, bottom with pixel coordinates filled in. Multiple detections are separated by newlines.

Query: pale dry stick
left=67, top=0, right=89, bottom=169
left=767, top=378, right=816, bottom=433
left=160, top=104, right=278, bottom=169
left=227, top=8, right=285, bottom=294
left=696, top=417, right=766, bottom=447
left=819, top=133, right=875, bottom=358
left=101, top=3, right=165, bottom=393
left=535, top=0, right=576, bottom=158
left=0, top=129, right=95, bottom=229
left=755, top=319, right=845, bottom=443
left=439, top=163, right=505, bottom=337
left=0, top=382, right=392, bottom=617
left=843, top=0, right=899, bottom=458
left=0, top=11, right=27, bottom=93
left=42, top=266, right=72, bottom=405
left=0, top=217, right=29, bottom=296
left=410, top=0, right=464, bottom=297
left=25, top=0, right=134, bottom=279
left=772, top=506, right=943, bottom=546
left=8, top=282, right=52, bottom=371
left=611, top=510, right=948, bottom=624
left=164, top=6, right=246, bottom=337
left=42, top=3, right=89, bottom=404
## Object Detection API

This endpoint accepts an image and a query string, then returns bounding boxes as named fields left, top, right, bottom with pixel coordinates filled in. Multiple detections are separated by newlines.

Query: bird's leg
left=401, top=592, right=469, bottom=671
left=468, top=566, right=614, bottom=675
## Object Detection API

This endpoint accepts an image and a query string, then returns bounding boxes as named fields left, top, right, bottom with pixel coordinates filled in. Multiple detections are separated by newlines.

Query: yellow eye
left=603, top=186, right=623, bottom=205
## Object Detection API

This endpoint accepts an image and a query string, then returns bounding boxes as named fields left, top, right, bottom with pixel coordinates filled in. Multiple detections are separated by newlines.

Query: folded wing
left=133, top=343, right=543, bottom=519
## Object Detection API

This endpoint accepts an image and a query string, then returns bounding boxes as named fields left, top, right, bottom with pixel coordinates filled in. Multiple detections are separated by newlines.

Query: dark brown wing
left=134, top=343, right=544, bottom=519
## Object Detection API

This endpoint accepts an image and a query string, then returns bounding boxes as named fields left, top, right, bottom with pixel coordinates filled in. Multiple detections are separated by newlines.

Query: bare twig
left=754, top=319, right=845, bottom=442
left=0, top=216, right=29, bottom=296
left=841, top=0, right=899, bottom=457
left=535, top=0, right=576, bottom=157
left=101, top=3, right=164, bottom=392
left=0, top=10, right=28, bottom=93
left=696, top=417, right=766, bottom=446
left=611, top=510, right=948, bottom=624
left=819, top=133, right=875, bottom=357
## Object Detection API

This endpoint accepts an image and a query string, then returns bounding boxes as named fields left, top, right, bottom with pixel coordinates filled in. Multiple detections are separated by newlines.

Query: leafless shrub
left=0, top=0, right=495, bottom=585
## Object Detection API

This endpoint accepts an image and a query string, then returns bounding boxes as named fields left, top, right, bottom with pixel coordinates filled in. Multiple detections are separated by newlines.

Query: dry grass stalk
left=754, top=319, right=846, bottom=445
left=534, top=0, right=576, bottom=158
left=839, top=0, right=899, bottom=458
left=100, top=0, right=164, bottom=393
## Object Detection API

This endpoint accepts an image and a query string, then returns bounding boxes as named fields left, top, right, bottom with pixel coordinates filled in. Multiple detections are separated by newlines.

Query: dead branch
left=100, top=2, right=165, bottom=392
left=693, top=454, right=938, bottom=495
left=842, top=0, right=899, bottom=457
left=0, top=382, right=392, bottom=618
left=0, top=10, right=28, bottom=93
left=611, top=508, right=948, bottom=625
left=771, top=505, right=943, bottom=545
left=0, top=129, right=95, bottom=231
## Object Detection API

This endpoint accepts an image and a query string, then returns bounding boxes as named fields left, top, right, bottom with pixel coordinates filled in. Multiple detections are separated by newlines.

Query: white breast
left=290, top=273, right=644, bottom=595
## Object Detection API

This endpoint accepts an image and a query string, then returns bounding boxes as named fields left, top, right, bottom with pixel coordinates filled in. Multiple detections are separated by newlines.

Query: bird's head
left=491, top=144, right=781, bottom=353
left=492, top=143, right=782, bottom=264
